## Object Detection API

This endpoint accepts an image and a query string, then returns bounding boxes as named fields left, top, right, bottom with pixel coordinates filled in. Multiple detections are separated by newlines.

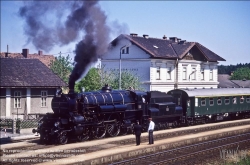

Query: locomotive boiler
left=33, top=85, right=183, bottom=145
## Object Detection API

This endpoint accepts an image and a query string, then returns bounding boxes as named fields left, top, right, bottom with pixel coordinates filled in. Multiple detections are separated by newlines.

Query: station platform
left=1, top=119, right=250, bottom=165
left=36, top=123, right=249, bottom=164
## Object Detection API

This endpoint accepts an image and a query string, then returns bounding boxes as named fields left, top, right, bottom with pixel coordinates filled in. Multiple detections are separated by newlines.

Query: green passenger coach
left=167, top=88, right=250, bottom=125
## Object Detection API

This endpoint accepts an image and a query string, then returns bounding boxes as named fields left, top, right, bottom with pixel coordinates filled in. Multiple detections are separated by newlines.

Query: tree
left=50, top=54, right=73, bottom=83
left=74, top=68, right=102, bottom=92
left=230, top=67, right=250, bottom=80
left=74, top=67, right=143, bottom=92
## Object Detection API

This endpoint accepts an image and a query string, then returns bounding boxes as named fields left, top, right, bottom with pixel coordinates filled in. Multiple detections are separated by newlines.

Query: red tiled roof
left=0, top=52, right=55, bottom=67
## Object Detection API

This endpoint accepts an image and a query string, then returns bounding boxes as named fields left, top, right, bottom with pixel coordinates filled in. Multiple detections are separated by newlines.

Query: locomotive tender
left=33, top=86, right=250, bottom=145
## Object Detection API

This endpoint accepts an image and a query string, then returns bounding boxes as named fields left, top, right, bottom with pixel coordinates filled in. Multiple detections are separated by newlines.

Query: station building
left=101, top=33, right=226, bottom=92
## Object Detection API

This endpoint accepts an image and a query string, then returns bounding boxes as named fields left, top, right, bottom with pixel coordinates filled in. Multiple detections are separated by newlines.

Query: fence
left=0, top=113, right=46, bottom=134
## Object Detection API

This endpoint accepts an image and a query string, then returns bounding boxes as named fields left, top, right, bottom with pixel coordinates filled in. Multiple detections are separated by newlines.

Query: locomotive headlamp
left=54, top=121, right=60, bottom=127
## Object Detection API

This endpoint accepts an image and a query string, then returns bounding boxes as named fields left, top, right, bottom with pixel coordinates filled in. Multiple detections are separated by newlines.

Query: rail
left=111, top=132, right=250, bottom=165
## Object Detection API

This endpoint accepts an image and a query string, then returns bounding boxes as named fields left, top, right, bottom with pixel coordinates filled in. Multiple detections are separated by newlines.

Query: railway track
left=111, top=133, right=250, bottom=165
left=1, top=119, right=250, bottom=165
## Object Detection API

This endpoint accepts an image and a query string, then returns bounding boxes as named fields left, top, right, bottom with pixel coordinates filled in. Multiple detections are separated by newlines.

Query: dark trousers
left=148, top=130, right=154, bottom=144
left=135, top=134, right=141, bottom=145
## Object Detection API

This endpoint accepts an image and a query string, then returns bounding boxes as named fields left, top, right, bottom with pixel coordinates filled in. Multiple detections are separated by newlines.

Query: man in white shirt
left=148, top=118, right=155, bottom=144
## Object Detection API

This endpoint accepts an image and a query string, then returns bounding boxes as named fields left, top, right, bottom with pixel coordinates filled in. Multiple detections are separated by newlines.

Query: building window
left=200, top=68, right=204, bottom=80
left=191, top=67, right=196, bottom=80
left=240, top=96, right=244, bottom=104
left=232, top=97, right=237, bottom=104
left=14, top=91, right=21, bottom=108
left=41, top=91, right=47, bottom=107
left=182, top=66, right=187, bottom=80
left=209, top=98, right=214, bottom=106
left=156, top=67, right=160, bottom=80
left=122, top=47, right=129, bottom=54
left=217, top=97, right=222, bottom=105
left=246, top=96, right=250, bottom=103
left=201, top=98, right=206, bottom=106
left=209, top=69, right=213, bottom=80
left=225, top=97, right=230, bottom=105
left=166, top=67, right=171, bottom=80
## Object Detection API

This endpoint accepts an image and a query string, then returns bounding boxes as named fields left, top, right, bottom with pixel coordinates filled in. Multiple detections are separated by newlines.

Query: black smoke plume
left=19, top=0, right=126, bottom=90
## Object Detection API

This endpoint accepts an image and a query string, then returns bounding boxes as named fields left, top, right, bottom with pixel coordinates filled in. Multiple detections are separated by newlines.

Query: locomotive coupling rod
left=103, top=119, right=117, bottom=123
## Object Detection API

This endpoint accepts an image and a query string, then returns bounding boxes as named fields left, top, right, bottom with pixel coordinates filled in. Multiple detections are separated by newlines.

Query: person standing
left=148, top=118, right=155, bottom=144
left=133, top=120, right=142, bottom=146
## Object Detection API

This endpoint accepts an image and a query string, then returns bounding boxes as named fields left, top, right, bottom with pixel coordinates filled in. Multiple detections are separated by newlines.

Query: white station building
left=101, top=33, right=225, bottom=92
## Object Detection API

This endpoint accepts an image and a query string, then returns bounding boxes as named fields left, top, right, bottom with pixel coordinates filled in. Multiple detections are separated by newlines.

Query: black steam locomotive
left=33, top=85, right=183, bottom=144
left=33, top=85, right=250, bottom=145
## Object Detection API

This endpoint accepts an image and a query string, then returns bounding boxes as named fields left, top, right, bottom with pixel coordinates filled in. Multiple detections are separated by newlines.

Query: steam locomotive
left=33, top=85, right=250, bottom=145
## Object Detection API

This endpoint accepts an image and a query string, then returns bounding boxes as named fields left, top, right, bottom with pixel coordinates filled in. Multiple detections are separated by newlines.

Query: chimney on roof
left=179, top=40, right=186, bottom=44
left=130, top=33, right=138, bottom=37
left=5, top=45, right=9, bottom=57
left=22, top=49, right=29, bottom=58
left=143, top=34, right=149, bottom=39
left=169, top=37, right=178, bottom=42
left=38, top=50, right=43, bottom=55
left=163, top=35, right=167, bottom=40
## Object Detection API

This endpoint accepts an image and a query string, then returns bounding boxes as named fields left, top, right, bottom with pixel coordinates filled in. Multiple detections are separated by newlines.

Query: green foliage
left=109, top=70, right=142, bottom=90
left=74, top=68, right=102, bottom=92
left=230, top=67, right=250, bottom=80
left=218, top=63, right=250, bottom=74
left=74, top=66, right=142, bottom=92
left=50, top=54, right=72, bottom=84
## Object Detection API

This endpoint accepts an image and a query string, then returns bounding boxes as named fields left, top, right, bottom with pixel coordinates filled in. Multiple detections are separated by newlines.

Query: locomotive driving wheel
left=57, top=131, right=68, bottom=145
left=93, top=125, right=106, bottom=139
left=107, top=122, right=121, bottom=137
left=119, top=122, right=128, bottom=136
left=77, top=127, right=90, bottom=142
left=39, top=134, right=49, bottom=144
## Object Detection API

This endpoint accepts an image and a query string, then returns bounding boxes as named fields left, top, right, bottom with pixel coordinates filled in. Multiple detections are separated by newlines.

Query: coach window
left=225, top=97, right=230, bottom=105
left=217, top=97, right=222, bottom=105
left=232, top=97, right=237, bottom=104
left=209, top=98, right=214, bottom=106
left=201, top=98, right=206, bottom=106
left=195, top=98, right=198, bottom=107
left=240, top=96, right=244, bottom=104
left=246, top=96, right=250, bottom=103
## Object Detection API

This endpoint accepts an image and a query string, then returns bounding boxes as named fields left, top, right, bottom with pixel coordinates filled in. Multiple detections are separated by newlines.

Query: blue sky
left=1, top=1, right=250, bottom=65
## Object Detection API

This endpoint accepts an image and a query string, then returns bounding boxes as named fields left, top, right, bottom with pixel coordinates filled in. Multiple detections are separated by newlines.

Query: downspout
left=175, top=58, right=179, bottom=89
